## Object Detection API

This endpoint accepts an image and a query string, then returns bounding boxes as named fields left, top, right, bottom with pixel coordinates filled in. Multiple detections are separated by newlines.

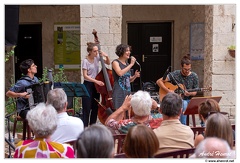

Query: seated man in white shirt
left=46, top=88, right=84, bottom=144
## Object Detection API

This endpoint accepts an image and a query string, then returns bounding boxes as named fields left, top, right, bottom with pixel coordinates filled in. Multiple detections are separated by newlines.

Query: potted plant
left=228, top=45, right=235, bottom=58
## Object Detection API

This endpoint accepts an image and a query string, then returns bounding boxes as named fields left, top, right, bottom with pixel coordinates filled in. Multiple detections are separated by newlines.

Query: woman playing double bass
left=82, top=42, right=110, bottom=128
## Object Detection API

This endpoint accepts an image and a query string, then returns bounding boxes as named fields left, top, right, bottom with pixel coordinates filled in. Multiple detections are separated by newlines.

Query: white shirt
left=82, top=55, right=100, bottom=81
left=51, top=112, right=84, bottom=144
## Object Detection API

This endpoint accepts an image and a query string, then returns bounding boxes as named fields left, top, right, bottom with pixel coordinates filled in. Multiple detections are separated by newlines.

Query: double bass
left=92, top=29, right=115, bottom=124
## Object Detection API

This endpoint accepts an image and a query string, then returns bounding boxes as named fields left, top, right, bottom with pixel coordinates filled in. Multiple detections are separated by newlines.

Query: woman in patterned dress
left=112, top=44, right=140, bottom=115
left=14, top=103, right=74, bottom=158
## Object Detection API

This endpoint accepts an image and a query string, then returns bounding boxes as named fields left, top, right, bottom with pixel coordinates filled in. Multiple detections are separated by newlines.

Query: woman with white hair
left=105, top=90, right=163, bottom=134
left=14, top=103, right=75, bottom=158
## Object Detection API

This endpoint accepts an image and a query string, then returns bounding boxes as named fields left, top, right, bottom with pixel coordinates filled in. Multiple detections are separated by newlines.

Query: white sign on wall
left=150, top=36, right=162, bottom=42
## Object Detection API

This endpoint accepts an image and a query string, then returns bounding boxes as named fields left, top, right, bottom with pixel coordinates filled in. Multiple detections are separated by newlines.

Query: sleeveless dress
left=112, top=59, right=131, bottom=109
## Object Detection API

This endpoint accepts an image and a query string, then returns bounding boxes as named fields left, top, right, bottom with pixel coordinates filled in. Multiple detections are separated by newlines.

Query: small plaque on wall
left=150, top=36, right=162, bottom=42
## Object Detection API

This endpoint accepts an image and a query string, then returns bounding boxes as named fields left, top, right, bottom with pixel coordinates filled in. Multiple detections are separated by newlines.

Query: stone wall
left=204, top=5, right=236, bottom=117
left=20, top=5, right=81, bottom=82
left=80, top=5, right=122, bottom=81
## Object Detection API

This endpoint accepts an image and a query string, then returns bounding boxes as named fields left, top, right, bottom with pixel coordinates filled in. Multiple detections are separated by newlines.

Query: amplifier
left=150, top=92, right=160, bottom=104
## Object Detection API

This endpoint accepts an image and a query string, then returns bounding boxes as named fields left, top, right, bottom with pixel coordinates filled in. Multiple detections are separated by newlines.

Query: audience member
left=153, top=92, right=194, bottom=154
left=46, top=88, right=84, bottom=144
left=123, top=124, right=159, bottom=158
left=75, top=124, right=114, bottom=158
left=105, top=90, right=163, bottom=134
left=14, top=103, right=74, bottom=158
left=194, top=99, right=221, bottom=146
left=198, top=99, right=221, bottom=127
left=193, top=137, right=234, bottom=158
left=204, top=113, right=234, bottom=149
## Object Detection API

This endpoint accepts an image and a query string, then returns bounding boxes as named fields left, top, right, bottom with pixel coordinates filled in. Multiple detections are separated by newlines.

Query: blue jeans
left=180, top=99, right=190, bottom=125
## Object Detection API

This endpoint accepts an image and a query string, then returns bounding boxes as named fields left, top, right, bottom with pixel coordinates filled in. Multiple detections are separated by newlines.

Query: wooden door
left=128, top=22, right=172, bottom=92
left=14, top=24, right=43, bottom=81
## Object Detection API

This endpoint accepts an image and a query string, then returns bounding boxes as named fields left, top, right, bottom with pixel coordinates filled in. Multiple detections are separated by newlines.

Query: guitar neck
left=187, top=88, right=202, bottom=92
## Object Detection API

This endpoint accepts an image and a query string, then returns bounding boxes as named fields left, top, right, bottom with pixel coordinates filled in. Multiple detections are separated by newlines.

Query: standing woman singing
left=112, top=44, right=140, bottom=112
left=82, top=42, right=110, bottom=128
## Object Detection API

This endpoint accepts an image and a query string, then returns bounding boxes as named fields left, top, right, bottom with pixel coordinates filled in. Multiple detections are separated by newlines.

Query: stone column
left=204, top=5, right=236, bottom=117
left=80, top=4, right=122, bottom=79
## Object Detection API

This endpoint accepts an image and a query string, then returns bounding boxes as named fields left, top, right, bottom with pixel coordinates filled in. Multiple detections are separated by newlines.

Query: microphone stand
left=168, top=72, right=185, bottom=94
left=138, top=64, right=143, bottom=90
left=5, top=110, right=17, bottom=158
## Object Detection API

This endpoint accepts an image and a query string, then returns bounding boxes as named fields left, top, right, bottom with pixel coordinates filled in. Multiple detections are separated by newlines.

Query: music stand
left=184, top=96, right=222, bottom=127
left=55, top=82, right=90, bottom=115
left=59, top=82, right=90, bottom=98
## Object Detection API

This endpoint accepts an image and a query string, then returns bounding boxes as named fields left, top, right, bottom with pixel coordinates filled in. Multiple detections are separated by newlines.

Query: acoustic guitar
left=159, top=82, right=212, bottom=101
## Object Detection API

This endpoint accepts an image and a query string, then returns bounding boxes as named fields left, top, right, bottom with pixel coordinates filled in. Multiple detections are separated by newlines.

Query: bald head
left=195, top=137, right=232, bottom=158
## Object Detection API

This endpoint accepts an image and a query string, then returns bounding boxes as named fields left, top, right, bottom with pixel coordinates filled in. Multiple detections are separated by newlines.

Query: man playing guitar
left=156, top=55, right=199, bottom=125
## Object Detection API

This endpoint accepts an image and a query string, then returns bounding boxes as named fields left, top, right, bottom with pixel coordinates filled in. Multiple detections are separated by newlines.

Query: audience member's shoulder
left=182, top=125, right=194, bottom=134
left=181, top=124, right=192, bottom=130
left=66, top=116, right=84, bottom=125
left=50, top=141, right=74, bottom=148
left=68, top=115, right=82, bottom=121
left=182, top=124, right=192, bottom=130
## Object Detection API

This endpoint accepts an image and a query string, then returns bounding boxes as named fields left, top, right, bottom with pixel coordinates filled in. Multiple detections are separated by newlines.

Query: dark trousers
left=82, top=81, right=100, bottom=127
left=19, top=108, right=29, bottom=119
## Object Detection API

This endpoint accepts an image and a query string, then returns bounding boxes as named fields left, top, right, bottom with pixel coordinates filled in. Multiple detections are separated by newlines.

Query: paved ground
left=4, top=133, right=22, bottom=158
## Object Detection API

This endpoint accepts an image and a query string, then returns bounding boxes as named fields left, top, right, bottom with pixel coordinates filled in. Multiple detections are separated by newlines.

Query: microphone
left=135, top=60, right=140, bottom=66
left=131, top=56, right=140, bottom=66
left=163, top=66, right=171, bottom=80
left=47, top=69, right=54, bottom=89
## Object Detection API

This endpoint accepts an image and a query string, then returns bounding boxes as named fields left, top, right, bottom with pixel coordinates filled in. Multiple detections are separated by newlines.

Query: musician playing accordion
left=6, top=59, right=39, bottom=119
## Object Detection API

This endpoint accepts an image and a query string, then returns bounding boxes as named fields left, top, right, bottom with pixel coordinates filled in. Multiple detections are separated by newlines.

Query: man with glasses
left=6, top=59, right=39, bottom=119
left=156, top=55, right=199, bottom=125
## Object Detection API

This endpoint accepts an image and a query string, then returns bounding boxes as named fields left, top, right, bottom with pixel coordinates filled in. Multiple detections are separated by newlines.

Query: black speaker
left=5, top=5, right=19, bottom=46
left=142, top=81, right=156, bottom=92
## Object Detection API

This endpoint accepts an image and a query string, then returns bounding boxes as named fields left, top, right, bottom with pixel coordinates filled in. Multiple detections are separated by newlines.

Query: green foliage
left=38, top=67, right=48, bottom=83
left=53, top=67, right=68, bottom=82
left=5, top=76, right=17, bottom=122
left=228, top=45, right=235, bottom=50
left=5, top=46, right=16, bottom=62
left=73, top=97, right=82, bottom=113
left=5, top=97, right=16, bottom=121
left=39, top=67, right=68, bottom=83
